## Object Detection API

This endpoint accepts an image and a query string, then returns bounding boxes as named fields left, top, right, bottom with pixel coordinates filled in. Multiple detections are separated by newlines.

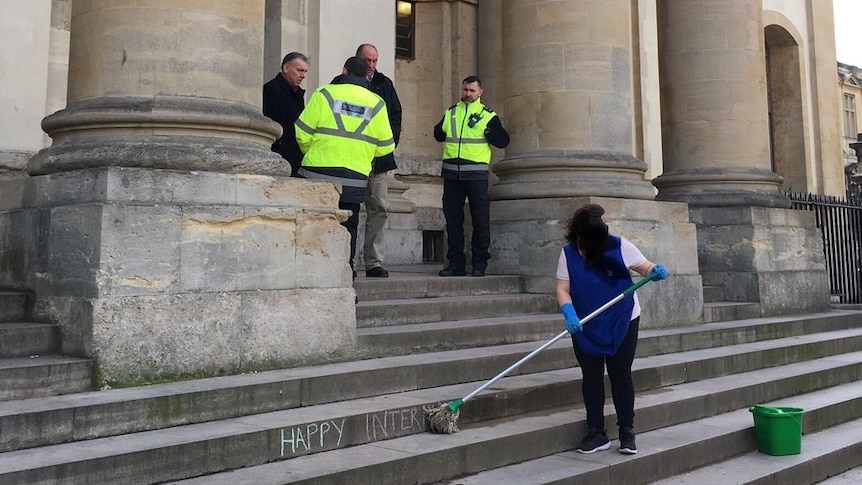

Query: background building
left=0, top=0, right=844, bottom=384
left=839, top=61, right=862, bottom=197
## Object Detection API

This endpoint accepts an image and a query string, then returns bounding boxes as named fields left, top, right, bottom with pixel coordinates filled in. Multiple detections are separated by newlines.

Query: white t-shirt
left=556, top=237, right=647, bottom=319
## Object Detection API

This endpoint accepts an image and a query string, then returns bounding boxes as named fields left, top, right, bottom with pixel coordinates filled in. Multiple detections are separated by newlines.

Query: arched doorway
left=764, top=24, right=807, bottom=193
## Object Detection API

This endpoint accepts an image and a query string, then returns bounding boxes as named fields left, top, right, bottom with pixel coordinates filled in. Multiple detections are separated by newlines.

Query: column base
left=489, top=150, right=656, bottom=201
left=490, top=196, right=703, bottom=328
left=29, top=96, right=288, bottom=176
left=654, top=168, right=790, bottom=208
left=691, top=206, right=831, bottom=316
left=0, top=167, right=355, bottom=386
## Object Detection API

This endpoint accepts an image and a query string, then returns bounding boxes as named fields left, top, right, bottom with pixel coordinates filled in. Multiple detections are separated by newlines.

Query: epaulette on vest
left=448, top=104, right=458, bottom=111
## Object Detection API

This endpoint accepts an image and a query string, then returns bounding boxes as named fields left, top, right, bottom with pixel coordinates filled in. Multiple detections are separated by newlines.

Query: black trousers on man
left=442, top=178, right=490, bottom=271
left=572, top=317, right=640, bottom=431
left=339, top=201, right=361, bottom=271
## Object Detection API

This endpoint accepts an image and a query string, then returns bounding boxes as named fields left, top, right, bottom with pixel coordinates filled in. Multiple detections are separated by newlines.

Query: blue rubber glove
left=561, top=302, right=582, bottom=334
left=650, top=264, right=668, bottom=281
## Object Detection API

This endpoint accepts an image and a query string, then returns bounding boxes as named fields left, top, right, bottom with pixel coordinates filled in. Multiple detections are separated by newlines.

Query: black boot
left=439, top=266, right=466, bottom=277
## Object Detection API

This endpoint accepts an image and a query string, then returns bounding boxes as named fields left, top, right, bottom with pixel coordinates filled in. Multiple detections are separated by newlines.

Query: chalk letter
left=280, top=428, right=296, bottom=456
left=372, top=412, right=387, bottom=438
left=295, top=426, right=308, bottom=451
left=319, top=421, right=331, bottom=448
left=401, top=409, right=411, bottom=431
left=411, top=407, right=424, bottom=430
left=306, top=423, right=318, bottom=450
left=332, top=418, right=345, bottom=447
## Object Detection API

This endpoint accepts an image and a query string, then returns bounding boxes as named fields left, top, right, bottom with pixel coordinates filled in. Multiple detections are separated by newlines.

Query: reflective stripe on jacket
left=295, top=82, right=395, bottom=181
left=441, top=99, right=493, bottom=165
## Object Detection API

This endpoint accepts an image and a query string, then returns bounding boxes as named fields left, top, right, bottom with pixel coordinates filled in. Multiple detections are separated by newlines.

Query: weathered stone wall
left=0, top=168, right=355, bottom=385
left=491, top=196, right=703, bottom=328
left=690, top=206, right=830, bottom=316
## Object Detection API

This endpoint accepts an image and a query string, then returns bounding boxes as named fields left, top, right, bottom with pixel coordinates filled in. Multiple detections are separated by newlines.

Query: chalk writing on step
left=365, top=407, right=425, bottom=440
left=280, top=419, right=345, bottom=456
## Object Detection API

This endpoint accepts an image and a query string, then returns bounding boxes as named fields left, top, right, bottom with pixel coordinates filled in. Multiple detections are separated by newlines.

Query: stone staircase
left=0, top=290, right=92, bottom=402
left=1, top=266, right=861, bottom=484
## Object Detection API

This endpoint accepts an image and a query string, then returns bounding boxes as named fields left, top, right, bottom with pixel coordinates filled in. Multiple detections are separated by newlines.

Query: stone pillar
left=652, top=0, right=786, bottom=207
left=30, top=0, right=288, bottom=177
left=0, top=0, right=355, bottom=386
left=0, top=0, right=52, bottom=179
left=490, top=0, right=656, bottom=201
left=483, top=1, right=702, bottom=327
left=652, top=0, right=829, bottom=315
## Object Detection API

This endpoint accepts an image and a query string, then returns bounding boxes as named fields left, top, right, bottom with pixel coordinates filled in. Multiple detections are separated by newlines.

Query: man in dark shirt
left=263, top=52, right=309, bottom=177
left=356, top=43, right=402, bottom=278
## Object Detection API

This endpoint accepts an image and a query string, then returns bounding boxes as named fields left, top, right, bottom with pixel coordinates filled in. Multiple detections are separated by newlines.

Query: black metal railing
left=787, top=192, right=862, bottom=303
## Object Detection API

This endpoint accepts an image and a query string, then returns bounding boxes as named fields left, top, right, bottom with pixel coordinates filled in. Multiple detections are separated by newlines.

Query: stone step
left=701, top=284, right=723, bottom=302
left=0, top=355, right=93, bottom=402
left=355, top=308, right=862, bottom=361
left=704, top=301, right=761, bottom=322
left=2, top=311, right=859, bottom=453
left=2, top=331, right=861, bottom=484
left=354, top=270, right=523, bottom=302
left=647, top=422, right=862, bottom=485
left=0, top=291, right=29, bottom=323
left=818, top=466, right=862, bottom=484
left=356, top=293, right=558, bottom=327
left=355, top=313, right=561, bottom=358
left=0, top=322, right=59, bottom=358
left=163, top=376, right=862, bottom=485
left=439, top=384, right=862, bottom=485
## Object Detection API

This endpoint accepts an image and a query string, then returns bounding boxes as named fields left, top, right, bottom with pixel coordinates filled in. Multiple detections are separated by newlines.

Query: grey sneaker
left=576, top=427, right=610, bottom=454
left=619, top=426, right=637, bottom=455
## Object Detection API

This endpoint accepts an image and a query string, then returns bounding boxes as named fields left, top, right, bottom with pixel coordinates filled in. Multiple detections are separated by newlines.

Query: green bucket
left=749, top=405, right=804, bottom=456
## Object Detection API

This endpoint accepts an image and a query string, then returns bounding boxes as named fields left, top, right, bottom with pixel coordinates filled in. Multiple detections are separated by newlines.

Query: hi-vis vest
left=441, top=99, right=494, bottom=171
left=295, top=83, right=395, bottom=185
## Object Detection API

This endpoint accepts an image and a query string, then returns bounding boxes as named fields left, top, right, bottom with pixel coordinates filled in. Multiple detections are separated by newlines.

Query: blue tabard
left=563, top=236, right=635, bottom=357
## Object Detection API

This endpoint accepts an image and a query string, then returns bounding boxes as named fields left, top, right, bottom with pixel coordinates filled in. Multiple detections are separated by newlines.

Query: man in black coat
left=356, top=43, right=403, bottom=278
left=263, top=52, right=309, bottom=177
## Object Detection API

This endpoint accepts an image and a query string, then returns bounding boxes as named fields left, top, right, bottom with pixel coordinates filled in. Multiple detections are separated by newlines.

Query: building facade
left=839, top=62, right=862, bottom=197
left=0, top=0, right=841, bottom=385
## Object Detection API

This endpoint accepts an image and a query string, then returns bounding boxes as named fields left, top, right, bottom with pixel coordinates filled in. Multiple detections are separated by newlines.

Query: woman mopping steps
left=425, top=203, right=668, bottom=449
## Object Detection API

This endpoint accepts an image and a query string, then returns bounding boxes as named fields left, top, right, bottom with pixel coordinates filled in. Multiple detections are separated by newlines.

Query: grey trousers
left=363, top=171, right=390, bottom=270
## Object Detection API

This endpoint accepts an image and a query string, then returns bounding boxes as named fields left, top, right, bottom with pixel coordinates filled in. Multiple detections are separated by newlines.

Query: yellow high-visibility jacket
left=441, top=99, right=494, bottom=164
left=295, top=79, right=395, bottom=201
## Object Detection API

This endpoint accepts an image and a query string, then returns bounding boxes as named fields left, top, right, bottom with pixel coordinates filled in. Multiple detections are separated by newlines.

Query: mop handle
left=459, top=275, right=655, bottom=405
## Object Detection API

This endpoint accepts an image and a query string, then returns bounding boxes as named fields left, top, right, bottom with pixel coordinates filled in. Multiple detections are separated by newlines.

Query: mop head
left=423, top=401, right=461, bottom=434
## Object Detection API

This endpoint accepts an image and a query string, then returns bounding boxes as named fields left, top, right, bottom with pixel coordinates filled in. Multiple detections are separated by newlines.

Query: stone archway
left=764, top=23, right=807, bottom=193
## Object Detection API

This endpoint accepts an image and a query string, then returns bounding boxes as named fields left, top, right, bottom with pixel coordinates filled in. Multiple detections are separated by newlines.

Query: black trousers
left=572, top=317, right=640, bottom=430
left=442, top=178, right=490, bottom=270
left=339, top=201, right=361, bottom=270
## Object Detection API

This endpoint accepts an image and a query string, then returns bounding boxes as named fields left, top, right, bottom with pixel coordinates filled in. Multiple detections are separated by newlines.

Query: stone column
left=490, top=0, right=656, bottom=201
left=30, top=0, right=287, bottom=176
left=484, top=0, right=703, bottom=328
left=0, top=0, right=355, bottom=386
left=652, top=0, right=829, bottom=315
left=652, top=0, right=787, bottom=207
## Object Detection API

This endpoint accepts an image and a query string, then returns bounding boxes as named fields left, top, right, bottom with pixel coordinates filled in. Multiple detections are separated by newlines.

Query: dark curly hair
left=564, top=204, right=608, bottom=263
